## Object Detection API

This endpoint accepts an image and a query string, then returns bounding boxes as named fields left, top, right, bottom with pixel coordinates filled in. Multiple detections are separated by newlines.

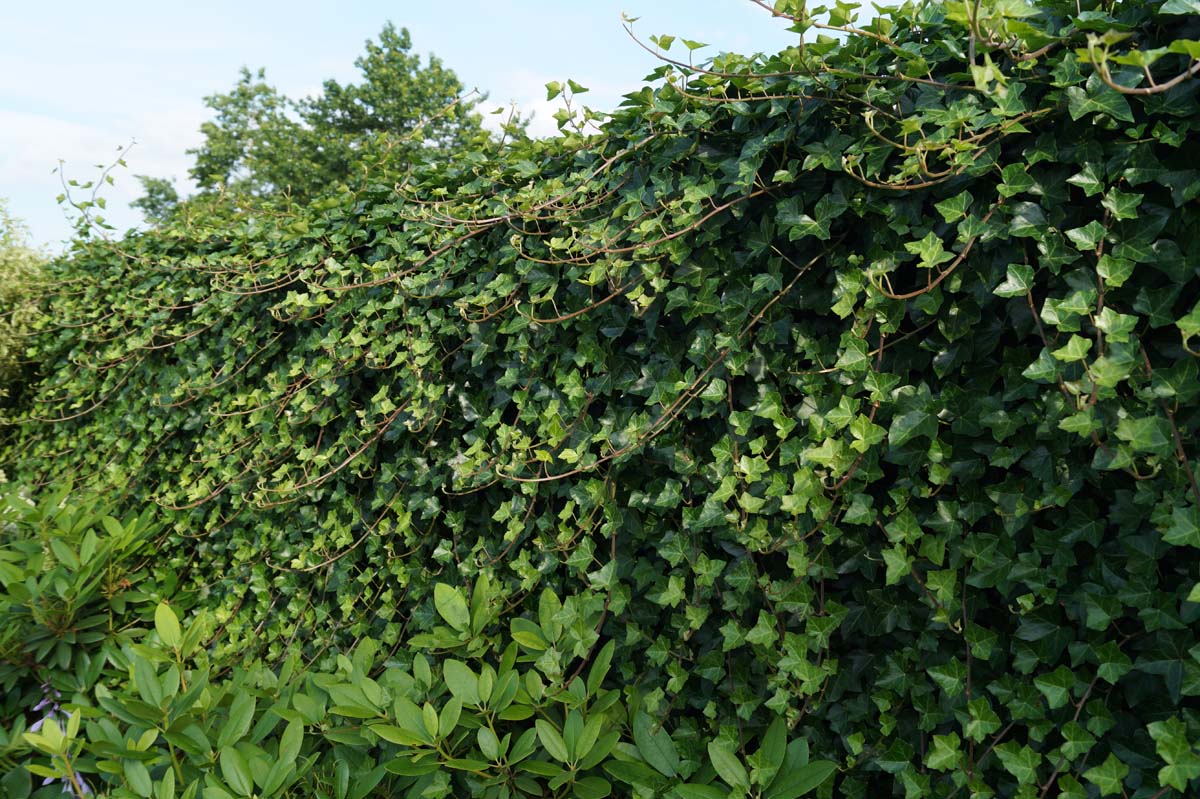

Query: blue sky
left=2, top=1, right=804, bottom=249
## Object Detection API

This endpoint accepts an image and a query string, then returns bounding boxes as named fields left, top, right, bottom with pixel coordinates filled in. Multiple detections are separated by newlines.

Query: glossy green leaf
left=765, top=760, right=837, bottom=799
left=125, top=759, right=153, bottom=798
left=434, top=584, right=470, bottom=632
left=633, top=712, right=679, bottom=777
left=708, top=742, right=750, bottom=791
left=536, top=720, right=569, bottom=763
left=219, top=748, right=254, bottom=797
left=443, top=660, right=481, bottom=705
left=155, top=603, right=182, bottom=650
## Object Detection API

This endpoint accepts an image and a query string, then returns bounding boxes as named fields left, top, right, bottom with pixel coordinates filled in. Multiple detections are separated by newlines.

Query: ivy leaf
left=993, top=263, right=1035, bottom=297
left=1169, top=38, right=1200, bottom=57
left=1022, top=349, right=1060, bottom=382
left=1065, top=221, right=1106, bottom=251
left=1136, top=284, right=1183, bottom=328
left=888, top=410, right=935, bottom=447
left=1094, top=307, right=1138, bottom=342
left=882, top=546, right=913, bottom=586
left=1033, top=666, right=1074, bottom=709
left=1090, top=346, right=1137, bottom=387
left=1101, top=188, right=1142, bottom=220
left=1096, top=254, right=1136, bottom=286
left=1008, top=201, right=1047, bottom=237
left=1162, top=505, right=1200, bottom=548
left=1148, top=717, right=1200, bottom=790
left=1083, top=754, right=1129, bottom=796
left=999, top=164, right=1036, bottom=197
left=1177, top=299, right=1200, bottom=343
left=906, top=231, right=955, bottom=269
left=927, top=659, right=967, bottom=697
left=964, top=698, right=1001, bottom=742
left=1067, top=164, right=1105, bottom=196
left=849, top=415, right=886, bottom=452
left=934, top=191, right=973, bottom=222
left=926, top=732, right=962, bottom=771
left=1051, top=335, right=1092, bottom=362
left=1114, top=415, right=1172, bottom=456
left=1059, top=722, right=1096, bottom=759
left=1055, top=774, right=1088, bottom=799
left=1066, top=77, right=1134, bottom=122
left=1059, top=409, right=1100, bottom=437
left=994, top=742, right=1041, bottom=785
left=835, top=335, right=871, bottom=373
left=1161, top=0, right=1200, bottom=14
left=746, top=611, right=780, bottom=647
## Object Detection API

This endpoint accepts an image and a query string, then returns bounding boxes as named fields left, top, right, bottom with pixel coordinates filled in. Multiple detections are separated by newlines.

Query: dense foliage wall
left=4, top=0, right=1200, bottom=796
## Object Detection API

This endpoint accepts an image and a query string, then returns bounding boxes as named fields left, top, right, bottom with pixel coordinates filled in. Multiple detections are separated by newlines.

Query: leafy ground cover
left=2, top=0, right=1200, bottom=796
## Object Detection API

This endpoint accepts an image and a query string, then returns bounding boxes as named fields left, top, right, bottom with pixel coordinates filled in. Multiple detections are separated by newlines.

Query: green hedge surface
left=3, top=0, right=1200, bottom=796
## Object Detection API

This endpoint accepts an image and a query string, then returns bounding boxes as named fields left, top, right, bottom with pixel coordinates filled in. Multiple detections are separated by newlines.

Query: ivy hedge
left=3, top=0, right=1200, bottom=796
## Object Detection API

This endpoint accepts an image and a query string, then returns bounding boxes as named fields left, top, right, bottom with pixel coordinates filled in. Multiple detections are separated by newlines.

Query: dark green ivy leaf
left=1065, top=76, right=1134, bottom=123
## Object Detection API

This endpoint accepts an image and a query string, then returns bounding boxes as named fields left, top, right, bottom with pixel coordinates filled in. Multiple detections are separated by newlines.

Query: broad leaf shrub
left=0, top=488, right=160, bottom=712
left=3, top=0, right=1200, bottom=796
left=2, top=502, right=836, bottom=799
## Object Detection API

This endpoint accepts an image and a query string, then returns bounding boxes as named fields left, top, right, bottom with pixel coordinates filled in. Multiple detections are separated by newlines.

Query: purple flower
left=41, top=775, right=90, bottom=795
left=29, top=684, right=91, bottom=797
left=39, top=768, right=91, bottom=795
left=31, top=683, right=62, bottom=731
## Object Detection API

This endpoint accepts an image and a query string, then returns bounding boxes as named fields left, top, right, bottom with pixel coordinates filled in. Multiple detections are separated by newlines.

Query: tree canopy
left=137, top=23, right=489, bottom=216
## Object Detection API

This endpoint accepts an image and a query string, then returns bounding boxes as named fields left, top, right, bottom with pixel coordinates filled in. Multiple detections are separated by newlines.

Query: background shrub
left=0, top=199, right=44, bottom=410
left=3, top=0, right=1200, bottom=796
